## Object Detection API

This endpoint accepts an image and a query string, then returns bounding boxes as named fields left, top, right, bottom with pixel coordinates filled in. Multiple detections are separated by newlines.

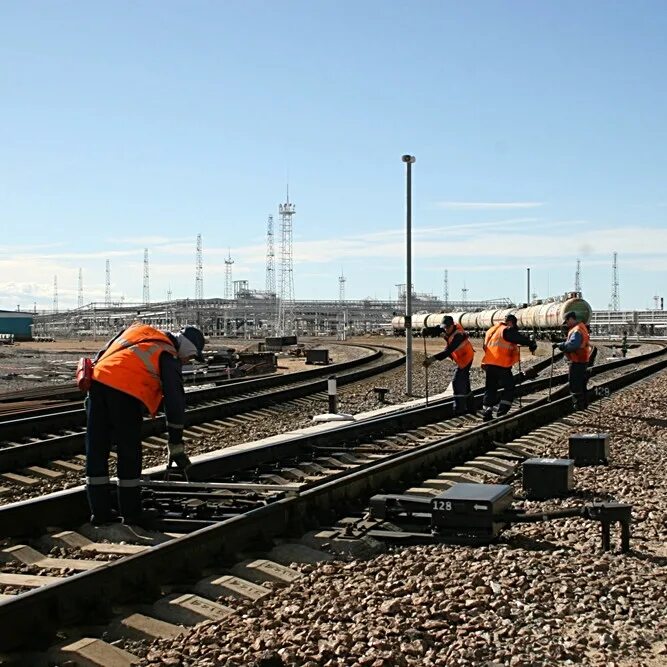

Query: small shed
left=0, top=310, right=34, bottom=341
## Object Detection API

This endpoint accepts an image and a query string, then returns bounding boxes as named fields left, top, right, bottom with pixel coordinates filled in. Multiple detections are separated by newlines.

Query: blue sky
left=1, top=1, right=665, bottom=311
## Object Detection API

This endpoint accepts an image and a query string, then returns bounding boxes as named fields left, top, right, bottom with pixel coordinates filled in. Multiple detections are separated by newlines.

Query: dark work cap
left=181, top=325, right=206, bottom=362
left=442, top=315, right=455, bottom=327
left=562, top=311, right=578, bottom=323
left=505, top=314, right=518, bottom=324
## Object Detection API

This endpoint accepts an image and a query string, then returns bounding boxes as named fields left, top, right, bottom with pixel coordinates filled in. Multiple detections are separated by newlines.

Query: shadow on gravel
left=501, top=534, right=576, bottom=553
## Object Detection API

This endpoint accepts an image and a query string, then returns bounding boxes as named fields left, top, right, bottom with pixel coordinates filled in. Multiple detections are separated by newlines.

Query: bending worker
left=481, top=313, right=536, bottom=421
left=553, top=310, right=592, bottom=410
left=85, top=322, right=205, bottom=526
left=423, top=315, right=475, bottom=415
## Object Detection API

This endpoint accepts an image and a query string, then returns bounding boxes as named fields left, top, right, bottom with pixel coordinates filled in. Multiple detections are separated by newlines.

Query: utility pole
left=78, top=268, right=84, bottom=309
left=265, top=214, right=275, bottom=295
left=224, top=249, right=234, bottom=300
left=526, top=268, right=530, bottom=305
left=195, top=234, right=203, bottom=301
left=105, top=260, right=111, bottom=306
left=53, top=275, right=58, bottom=313
left=401, top=154, right=415, bottom=396
left=611, top=252, right=620, bottom=311
left=143, top=248, right=150, bottom=304
left=574, top=259, right=581, bottom=293
left=277, top=187, right=296, bottom=334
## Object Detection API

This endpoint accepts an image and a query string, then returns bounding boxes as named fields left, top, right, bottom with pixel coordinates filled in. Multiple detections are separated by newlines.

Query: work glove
left=423, top=357, right=434, bottom=368
left=167, top=440, right=192, bottom=471
left=528, top=340, right=538, bottom=353
left=552, top=342, right=559, bottom=350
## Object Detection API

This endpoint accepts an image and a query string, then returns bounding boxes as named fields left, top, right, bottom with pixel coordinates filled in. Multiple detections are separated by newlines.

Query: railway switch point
left=569, top=432, right=610, bottom=465
left=522, top=458, right=574, bottom=499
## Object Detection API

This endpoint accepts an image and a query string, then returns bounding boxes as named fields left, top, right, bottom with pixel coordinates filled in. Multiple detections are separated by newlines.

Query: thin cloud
left=436, top=201, right=544, bottom=210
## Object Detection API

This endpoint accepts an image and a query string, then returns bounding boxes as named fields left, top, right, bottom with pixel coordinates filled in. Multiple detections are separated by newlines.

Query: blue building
left=0, top=310, right=34, bottom=341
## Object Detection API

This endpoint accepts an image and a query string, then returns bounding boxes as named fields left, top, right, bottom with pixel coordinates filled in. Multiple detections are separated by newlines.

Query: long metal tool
left=548, top=346, right=555, bottom=401
left=423, top=334, right=429, bottom=406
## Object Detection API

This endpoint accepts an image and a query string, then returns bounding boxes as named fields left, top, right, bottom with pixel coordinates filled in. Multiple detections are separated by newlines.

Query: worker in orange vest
left=481, top=313, right=536, bottom=421
left=85, top=323, right=205, bottom=527
left=423, top=315, right=475, bottom=415
left=553, top=311, right=592, bottom=409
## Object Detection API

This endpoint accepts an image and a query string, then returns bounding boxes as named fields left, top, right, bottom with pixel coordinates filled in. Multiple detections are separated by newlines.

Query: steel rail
left=0, top=346, right=403, bottom=473
left=0, top=349, right=664, bottom=651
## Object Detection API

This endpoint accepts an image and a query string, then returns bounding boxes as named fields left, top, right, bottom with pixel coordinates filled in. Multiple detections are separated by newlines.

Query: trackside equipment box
left=305, top=348, right=329, bottom=365
left=568, top=433, right=609, bottom=466
left=431, top=483, right=513, bottom=539
left=522, top=458, right=574, bottom=499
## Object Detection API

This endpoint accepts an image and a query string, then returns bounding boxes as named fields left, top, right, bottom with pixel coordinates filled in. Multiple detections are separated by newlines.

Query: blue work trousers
left=483, top=365, right=516, bottom=414
left=452, top=362, right=472, bottom=413
left=85, top=381, right=144, bottom=521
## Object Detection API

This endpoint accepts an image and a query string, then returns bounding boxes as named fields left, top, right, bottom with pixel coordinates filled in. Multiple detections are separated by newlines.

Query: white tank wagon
left=391, top=293, right=592, bottom=337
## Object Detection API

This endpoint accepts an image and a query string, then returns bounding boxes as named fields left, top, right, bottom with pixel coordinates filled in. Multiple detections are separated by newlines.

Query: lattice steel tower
left=265, top=214, right=276, bottom=295
left=277, top=189, right=296, bottom=334
left=195, top=234, right=204, bottom=301
left=443, top=269, right=449, bottom=308
left=143, top=248, right=150, bottom=303
left=461, top=283, right=468, bottom=306
left=105, top=260, right=111, bottom=306
left=53, top=275, right=58, bottom=313
left=574, top=259, right=581, bottom=293
left=224, top=249, right=234, bottom=300
left=338, top=269, right=346, bottom=303
left=78, top=268, right=83, bottom=309
left=611, top=252, right=620, bottom=310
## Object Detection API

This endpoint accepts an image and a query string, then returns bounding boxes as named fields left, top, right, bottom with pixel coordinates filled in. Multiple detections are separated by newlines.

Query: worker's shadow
left=501, top=534, right=576, bottom=553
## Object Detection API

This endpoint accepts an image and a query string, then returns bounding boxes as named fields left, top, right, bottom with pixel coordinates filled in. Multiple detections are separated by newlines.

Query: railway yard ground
left=122, top=369, right=667, bottom=667
left=0, top=337, right=665, bottom=666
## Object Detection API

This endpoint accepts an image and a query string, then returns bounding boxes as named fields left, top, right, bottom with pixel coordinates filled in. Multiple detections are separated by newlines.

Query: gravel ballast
left=138, top=369, right=667, bottom=667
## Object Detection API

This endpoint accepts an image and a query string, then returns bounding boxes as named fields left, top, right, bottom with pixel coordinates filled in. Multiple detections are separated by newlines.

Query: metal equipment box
left=430, top=483, right=513, bottom=540
left=522, top=458, right=574, bottom=499
left=568, top=433, right=609, bottom=465
left=305, top=348, right=330, bottom=365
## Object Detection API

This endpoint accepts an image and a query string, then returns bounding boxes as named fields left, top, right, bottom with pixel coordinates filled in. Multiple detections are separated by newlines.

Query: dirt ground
left=0, top=338, right=368, bottom=395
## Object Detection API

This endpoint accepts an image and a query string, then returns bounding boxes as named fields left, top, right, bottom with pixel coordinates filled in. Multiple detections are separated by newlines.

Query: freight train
left=391, top=292, right=592, bottom=338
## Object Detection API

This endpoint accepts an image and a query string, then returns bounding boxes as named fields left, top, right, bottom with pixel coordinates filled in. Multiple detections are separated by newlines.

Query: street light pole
left=402, top=154, right=415, bottom=395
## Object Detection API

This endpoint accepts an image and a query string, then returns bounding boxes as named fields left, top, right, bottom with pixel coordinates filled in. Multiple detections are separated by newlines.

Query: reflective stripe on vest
left=92, top=323, right=178, bottom=415
left=482, top=323, right=520, bottom=368
left=448, top=324, right=474, bottom=368
left=565, top=323, right=591, bottom=363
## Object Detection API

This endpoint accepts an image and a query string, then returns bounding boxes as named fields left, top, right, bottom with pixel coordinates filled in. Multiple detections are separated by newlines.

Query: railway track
left=0, top=342, right=664, bottom=659
left=0, top=344, right=402, bottom=479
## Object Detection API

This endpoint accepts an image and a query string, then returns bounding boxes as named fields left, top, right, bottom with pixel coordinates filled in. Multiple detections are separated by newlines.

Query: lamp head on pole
left=401, top=154, right=416, bottom=164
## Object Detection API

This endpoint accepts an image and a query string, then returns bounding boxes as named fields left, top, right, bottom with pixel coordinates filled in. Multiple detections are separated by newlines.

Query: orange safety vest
left=447, top=323, right=474, bottom=368
left=564, top=322, right=592, bottom=364
left=92, top=323, right=178, bottom=416
left=482, top=323, right=520, bottom=368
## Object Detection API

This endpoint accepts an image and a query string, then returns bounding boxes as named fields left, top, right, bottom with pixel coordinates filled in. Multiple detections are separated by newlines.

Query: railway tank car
left=391, top=293, right=591, bottom=338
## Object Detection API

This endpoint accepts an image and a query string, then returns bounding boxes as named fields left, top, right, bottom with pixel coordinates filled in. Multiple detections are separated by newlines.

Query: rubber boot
left=117, top=485, right=142, bottom=523
left=482, top=407, right=494, bottom=422
left=496, top=401, right=512, bottom=418
left=87, top=484, right=114, bottom=524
